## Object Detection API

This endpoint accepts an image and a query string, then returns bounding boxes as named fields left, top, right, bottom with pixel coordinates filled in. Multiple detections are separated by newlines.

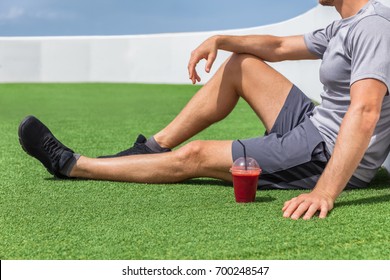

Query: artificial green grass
left=1, top=83, right=390, bottom=260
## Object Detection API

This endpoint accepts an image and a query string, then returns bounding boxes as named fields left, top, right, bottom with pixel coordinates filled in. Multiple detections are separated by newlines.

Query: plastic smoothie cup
left=230, top=157, right=261, bottom=203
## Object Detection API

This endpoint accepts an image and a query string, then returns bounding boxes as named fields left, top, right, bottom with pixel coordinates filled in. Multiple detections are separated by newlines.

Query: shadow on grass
left=335, top=169, right=389, bottom=208
left=336, top=194, right=390, bottom=208
left=44, top=177, right=87, bottom=182
left=44, top=177, right=233, bottom=189
left=184, top=178, right=232, bottom=187
left=255, top=196, right=276, bottom=203
left=367, top=168, right=390, bottom=190
left=185, top=179, right=276, bottom=203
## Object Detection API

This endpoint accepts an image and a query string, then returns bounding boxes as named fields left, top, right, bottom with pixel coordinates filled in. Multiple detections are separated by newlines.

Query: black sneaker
left=18, top=116, right=74, bottom=179
left=98, top=134, right=171, bottom=158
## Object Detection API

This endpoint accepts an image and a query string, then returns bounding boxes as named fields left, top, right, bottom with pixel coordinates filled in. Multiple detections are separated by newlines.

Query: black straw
left=237, top=140, right=247, bottom=170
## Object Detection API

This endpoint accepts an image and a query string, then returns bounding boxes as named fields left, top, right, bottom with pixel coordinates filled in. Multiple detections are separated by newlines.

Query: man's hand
left=283, top=79, right=387, bottom=220
left=282, top=189, right=334, bottom=220
left=188, top=36, right=219, bottom=84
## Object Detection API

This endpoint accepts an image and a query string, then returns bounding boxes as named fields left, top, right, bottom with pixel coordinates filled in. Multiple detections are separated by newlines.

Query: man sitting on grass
left=19, top=0, right=390, bottom=220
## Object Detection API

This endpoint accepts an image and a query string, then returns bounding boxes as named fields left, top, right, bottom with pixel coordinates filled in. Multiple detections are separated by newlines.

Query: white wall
left=1, top=1, right=390, bottom=172
left=0, top=4, right=341, bottom=102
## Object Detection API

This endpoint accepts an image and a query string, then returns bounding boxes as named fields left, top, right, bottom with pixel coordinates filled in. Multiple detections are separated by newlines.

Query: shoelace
left=42, top=136, right=64, bottom=164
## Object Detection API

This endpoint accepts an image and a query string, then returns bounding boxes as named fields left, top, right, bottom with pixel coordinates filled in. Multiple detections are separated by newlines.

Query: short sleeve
left=304, top=23, right=334, bottom=59
left=349, top=16, right=390, bottom=92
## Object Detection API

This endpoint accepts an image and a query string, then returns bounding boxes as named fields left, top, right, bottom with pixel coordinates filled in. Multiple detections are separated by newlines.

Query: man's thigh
left=226, top=54, right=293, bottom=132
left=267, top=84, right=315, bottom=136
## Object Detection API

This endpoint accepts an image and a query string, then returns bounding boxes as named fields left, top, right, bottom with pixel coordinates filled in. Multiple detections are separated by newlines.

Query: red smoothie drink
left=230, top=157, right=261, bottom=203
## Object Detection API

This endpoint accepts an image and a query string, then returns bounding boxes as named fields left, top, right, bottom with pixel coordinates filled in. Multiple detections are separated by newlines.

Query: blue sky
left=0, top=0, right=318, bottom=36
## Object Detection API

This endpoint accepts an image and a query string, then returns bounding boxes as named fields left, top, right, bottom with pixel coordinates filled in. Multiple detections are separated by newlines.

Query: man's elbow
left=352, top=105, right=381, bottom=132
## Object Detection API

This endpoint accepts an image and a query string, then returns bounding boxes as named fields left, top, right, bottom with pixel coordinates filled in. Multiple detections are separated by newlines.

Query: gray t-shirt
left=304, top=0, right=390, bottom=183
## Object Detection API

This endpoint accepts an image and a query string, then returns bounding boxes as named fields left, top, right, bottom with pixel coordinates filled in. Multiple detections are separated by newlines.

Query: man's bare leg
left=67, top=54, right=293, bottom=183
left=19, top=54, right=294, bottom=183
left=19, top=116, right=232, bottom=182
left=69, top=54, right=293, bottom=182
left=154, top=53, right=293, bottom=149
left=70, top=140, right=233, bottom=183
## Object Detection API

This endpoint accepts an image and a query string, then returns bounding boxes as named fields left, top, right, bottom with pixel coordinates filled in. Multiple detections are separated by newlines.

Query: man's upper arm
left=350, top=79, right=387, bottom=116
left=277, top=35, right=319, bottom=61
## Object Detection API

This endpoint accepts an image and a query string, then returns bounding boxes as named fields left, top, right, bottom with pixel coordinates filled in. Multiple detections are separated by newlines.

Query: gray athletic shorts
left=232, top=85, right=368, bottom=190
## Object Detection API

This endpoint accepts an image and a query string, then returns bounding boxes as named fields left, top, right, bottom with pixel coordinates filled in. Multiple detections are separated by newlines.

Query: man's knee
left=173, top=140, right=233, bottom=181
left=175, top=140, right=204, bottom=173
left=226, top=53, right=266, bottom=73
left=224, top=53, right=270, bottom=91
left=176, top=140, right=203, bottom=161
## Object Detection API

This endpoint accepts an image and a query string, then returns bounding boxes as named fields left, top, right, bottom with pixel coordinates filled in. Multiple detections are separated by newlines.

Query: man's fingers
left=188, top=59, right=203, bottom=84
left=188, top=37, right=219, bottom=84
left=195, top=72, right=201, bottom=83
left=282, top=201, right=290, bottom=212
left=282, top=198, right=300, bottom=218
left=303, top=204, right=321, bottom=220
left=188, top=65, right=199, bottom=84
left=188, top=63, right=194, bottom=80
left=285, top=201, right=319, bottom=220
left=189, top=51, right=217, bottom=83
left=282, top=198, right=295, bottom=212
left=188, top=51, right=200, bottom=81
left=205, top=53, right=216, bottom=73
left=318, top=205, right=330, bottom=219
left=289, top=201, right=311, bottom=220
left=283, top=192, right=333, bottom=220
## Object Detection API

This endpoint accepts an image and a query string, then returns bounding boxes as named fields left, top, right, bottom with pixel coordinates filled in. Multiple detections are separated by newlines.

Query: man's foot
left=18, top=116, right=75, bottom=178
left=98, top=134, right=171, bottom=158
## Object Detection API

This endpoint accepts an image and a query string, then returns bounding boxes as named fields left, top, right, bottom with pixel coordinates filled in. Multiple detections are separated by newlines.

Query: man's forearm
left=214, top=34, right=317, bottom=62
left=187, top=34, right=317, bottom=84
left=313, top=105, right=379, bottom=200
left=215, top=35, right=283, bottom=62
